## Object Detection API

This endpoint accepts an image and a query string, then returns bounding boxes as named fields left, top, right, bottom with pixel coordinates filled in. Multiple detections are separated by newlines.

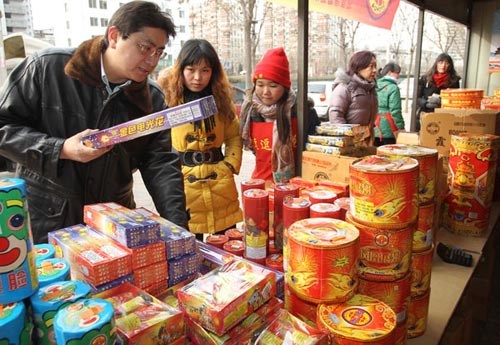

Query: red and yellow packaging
left=310, top=203, right=341, bottom=219
left=206, top=234, right=229, bottom=249
left=349, top=155, right=419, bottom=226
left=376, top=144, right=438, bottom=204
left=265, top=253, right=284, bottom=272
left=286, top=218, right=359, bottom=304
left=317, top=294, right=396, bottom=344
left=357, top=273, right=411, bottom=325
left=394, top=320, right=408, bottom=345
left=346, top=212, right=413, bottom=281
left=223, top=240, right=244, bottom=257
left=283, top=196, right=311, bottom=229
left=414, top=202, right=435, bottom=252
left=410, top=245, right=434, bottom=297
left=407, top=290, right=430, bottom=338
left=443, top=134, right=500, bottom=236
left=308, top=190, right=337, bottom=204
left=240, top=178, right=265, bottom=193
left=273, top=183, right=300, bottom=250
left=225, top=228, right=244, bottom=241
left=284, top=283, right=318, bottom=327
left=334, top=197, right=351, bottom=221
left=441, top=88, right=483, bottom=109
left=243, top=189, right=269, bottom=261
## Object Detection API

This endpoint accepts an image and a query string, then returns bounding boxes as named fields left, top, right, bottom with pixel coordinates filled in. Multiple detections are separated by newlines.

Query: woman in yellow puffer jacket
left=157, top=39, right=243, bottom=239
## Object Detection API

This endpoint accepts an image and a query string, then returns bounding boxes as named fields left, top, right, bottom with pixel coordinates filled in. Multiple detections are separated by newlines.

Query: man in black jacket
left=0, top=1, right=188, bottom=244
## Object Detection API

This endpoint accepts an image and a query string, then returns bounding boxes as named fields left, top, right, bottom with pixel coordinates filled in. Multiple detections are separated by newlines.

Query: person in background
left=307, top=97, right=321, bottom=135
left=329, top=50, right=378, bottom=144
left=0, top=1, right=188, bottom=244
left=374, top=62, right=405, bottom=146
left=157, top=39, right=243, bottom=240
left=416, top=53, right=461, bottom=131
left=240, top=47, right=297, bottom=185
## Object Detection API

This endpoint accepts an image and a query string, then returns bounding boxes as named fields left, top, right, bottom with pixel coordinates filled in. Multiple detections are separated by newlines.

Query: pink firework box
left=177, top=259, right=277, bottom=336
left=95, top=282, right=185, bottom=345
left=48, top=224, right=132, bottom=286
left=82, top=95, right=217, bottom=148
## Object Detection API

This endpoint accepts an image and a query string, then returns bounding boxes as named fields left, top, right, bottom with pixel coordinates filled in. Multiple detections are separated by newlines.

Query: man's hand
left=60, top=129, right=114, bottom=163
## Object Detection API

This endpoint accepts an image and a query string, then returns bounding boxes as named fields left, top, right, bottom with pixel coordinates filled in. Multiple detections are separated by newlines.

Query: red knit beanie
left=252, top=47, right=291, bottom=89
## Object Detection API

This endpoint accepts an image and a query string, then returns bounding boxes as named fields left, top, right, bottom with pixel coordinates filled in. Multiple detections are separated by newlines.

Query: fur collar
left=64, top=36, right=153, bottom=114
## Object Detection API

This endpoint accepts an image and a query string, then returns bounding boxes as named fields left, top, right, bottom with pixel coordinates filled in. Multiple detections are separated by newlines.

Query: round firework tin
left=335, top=197, right=351, bottom=221
left=0, top=177, right=39, bottom=304
left=30, top=280, right=92, bottom=345
left=357, top=273, right=411, bottom=325
left=377, top=145, right=438, bottom=204
left=349, top=155, right=419, bottom=227
left=243, top=188, right=269, bottom=261
left=0, top=302, right=30, bottom=345
left=240, top=178, right=266, bottom=193
left=317, top=294, right=396, bottom=344
left=394, top=320, right=408, bottom=345
left=35, top=243, right=56, bottom=263
left=286, top=218, right=359, bottom=304
left=308, top=190, right=337, bottom=204
left=273, top=183, right=300, bottom=250
left=225, top=227, right=244, bottom=241
left=37, top=258, right=70, bottom=288
left=411, top=245, right=434, bottom=297
left=206, top=234, right=229, bottom=249
left=54, top=298, right=115, bottom=345
left=222, top=240, right=244, bottom=257
left=266, top=253, right=284, bottom=272
left=407, top=290, right=430, bottom=338
left=284, top=283, right=318, bottom=327
left=414, top=202, right=435, bottom=252
left=283, top=196, right=311, bottom=229
left=310, top=203, right=341, bottom=219
left=346, top=212, right=413, bottom=281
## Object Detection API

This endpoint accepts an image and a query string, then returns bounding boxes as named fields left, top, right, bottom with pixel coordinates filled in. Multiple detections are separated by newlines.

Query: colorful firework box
left=198, top=240, right=284, bottom=299
left=185, top=297, right=283, bottom=345
left=133, top=261, right=168, bottom=290
left=177, top=259, right=277, bottom=336
left=95, top=282, right=185, bottom=345
left=305, top=142, right=355, bottom=156
left=135, top=207, right=196, bottom=260
left=254, top=309, right=329, bottom=344
left=82, top=95, right=217, bottom=148
left=168, top=252, right=199, bottom=287
left=307, top=134, right=354, bottom=147
left=48, top=224, right=132, bottom=286
left=89, top=274, right=134, bottom=294
left=315, top=123, right=370, bottom=140
left=128, top=241, right=166, bottom=270
left=83, top=202, right=161, bottom=248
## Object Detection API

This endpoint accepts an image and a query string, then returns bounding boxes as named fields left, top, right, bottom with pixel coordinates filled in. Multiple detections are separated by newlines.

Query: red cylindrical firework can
left=283, top=196, right=311, bottom=229
left=309, top=203, right=341, bottom=219
left=411, top=245, right=434, bottom=298
left=265, top=253, right=284, bottom=272
left=225, top=227, right=244, bottom=241
left=317, top=294, right=397, bottom=345
left=206, top=234, right=229, bottom=249
left=377, top=144, right=438, bottom=204
left=350, top=155, right=419, bottom=227
left=334, top=197, right=350, bottom=221
left=284, top=283, right=318, bottom=327
left=414, top=202, right=435, bottom=253
left=407, top=290, right=430, bottom=338
left=273, top=183, right=300, bottom=250
left=308, top=189, right=337, bottom=205
left=346, top=212, right=413, bottom=282
left=286, top=218, right=359, bottom=304
left=243, top=188, right=269, bottom=262
left=443, top=134, right=500, bottom=236
left=240, top=178, right=266, bottom=193
left=358, top=273, right=411, bottom=326
left=222, top=240, right=244, bottom=257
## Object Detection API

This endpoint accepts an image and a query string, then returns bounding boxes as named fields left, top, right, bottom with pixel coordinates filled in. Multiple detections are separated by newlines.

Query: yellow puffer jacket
left=171, top=112, right=243, bottom=234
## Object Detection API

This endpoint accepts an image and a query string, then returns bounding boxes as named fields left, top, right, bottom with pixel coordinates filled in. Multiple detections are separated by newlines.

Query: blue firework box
left=82, top=95, right=217, bottom=148
left=0, top=301, right=31, bottom=344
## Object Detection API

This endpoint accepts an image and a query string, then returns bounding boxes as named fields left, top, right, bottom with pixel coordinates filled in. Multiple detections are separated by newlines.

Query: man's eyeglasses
left=135, top=40, right=166, bottom=59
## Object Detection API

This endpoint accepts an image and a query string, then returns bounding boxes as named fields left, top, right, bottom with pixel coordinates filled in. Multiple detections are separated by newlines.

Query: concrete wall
left=467, top=0, right=500, bottom=95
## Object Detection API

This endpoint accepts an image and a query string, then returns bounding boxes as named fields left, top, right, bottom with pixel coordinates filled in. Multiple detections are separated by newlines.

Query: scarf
left=240, top=89, right=296, bottom=183
left=433, top=73, right=449, bottom=89
left=184, top=88, right=216, bottom=132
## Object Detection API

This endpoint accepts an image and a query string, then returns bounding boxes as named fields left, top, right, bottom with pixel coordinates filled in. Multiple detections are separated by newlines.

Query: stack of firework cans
left=443, top=134, right=500, bottom=236
left=347, top=154, right=421, bottom=342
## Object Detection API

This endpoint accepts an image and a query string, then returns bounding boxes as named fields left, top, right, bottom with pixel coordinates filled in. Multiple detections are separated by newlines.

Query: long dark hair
left=424, top=53, right=460, bottom=85
left=347, top=50, right=377, bottom=76
left=379, top=62, right=401, bottom=78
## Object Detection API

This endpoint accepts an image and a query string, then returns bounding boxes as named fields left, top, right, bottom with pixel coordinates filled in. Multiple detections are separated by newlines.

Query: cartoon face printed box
left=84, top=203, right=161, bottom=248
left=82, top=95, right=218, bottom=148
left=48, top=224, right=132, bottom=286
left=177, top=259, right=276, bottom=336
left=95, top=282, right=185, bottom=345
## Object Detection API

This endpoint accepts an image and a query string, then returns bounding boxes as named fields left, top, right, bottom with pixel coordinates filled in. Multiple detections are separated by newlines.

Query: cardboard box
left=419, top=109, right=500, bottom=157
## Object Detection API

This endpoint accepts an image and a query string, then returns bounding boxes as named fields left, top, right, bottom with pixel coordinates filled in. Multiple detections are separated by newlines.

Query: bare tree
left=329, top=17, right=360, bottom=70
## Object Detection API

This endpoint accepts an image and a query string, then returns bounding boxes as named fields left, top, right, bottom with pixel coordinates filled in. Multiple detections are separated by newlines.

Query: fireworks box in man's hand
left=82, top=95, right=217, bottom=148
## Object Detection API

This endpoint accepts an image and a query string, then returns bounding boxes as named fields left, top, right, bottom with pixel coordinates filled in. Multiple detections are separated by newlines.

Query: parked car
left=232, top=85, right=246, bottom=118
left=307, top=80, right=335, bottom=121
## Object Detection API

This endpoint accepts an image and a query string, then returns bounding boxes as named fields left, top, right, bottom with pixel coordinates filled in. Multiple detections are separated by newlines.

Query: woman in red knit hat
left=239, top=47, right=297, bottom=184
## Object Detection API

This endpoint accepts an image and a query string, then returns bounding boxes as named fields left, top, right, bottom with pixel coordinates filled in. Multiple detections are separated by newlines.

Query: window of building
left=90, top=17, right=98, bottom=26
left=89, top=0, right=97, bottom=8
left=179, top=25, right=185, bottom=33
left=67, top=38, right=72, bottom=46
left=5, top=13, right=11, bottom=18
left=101, top=18, right=108, bottom=26
left=179, top=10, right=185, bottom=18
left=66, top=21, right=70, bottom=29
left=99, top=0, right=107, bottom=9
